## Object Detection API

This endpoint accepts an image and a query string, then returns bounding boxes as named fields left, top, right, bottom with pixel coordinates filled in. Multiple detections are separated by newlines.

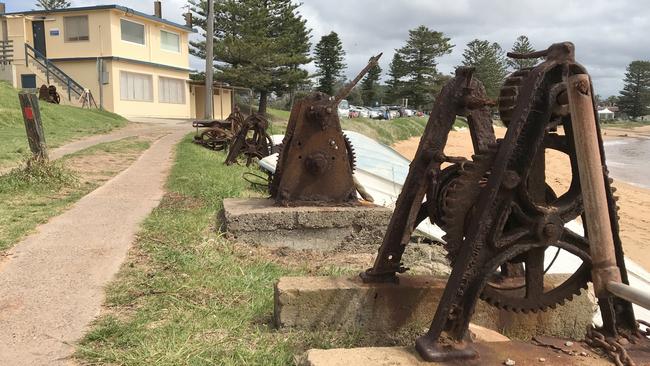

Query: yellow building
left=0, top=3, right=233, bottom=119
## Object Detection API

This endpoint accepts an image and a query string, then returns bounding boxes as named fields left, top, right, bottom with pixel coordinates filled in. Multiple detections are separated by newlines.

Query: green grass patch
left=65, top=136, right=151, bottom=158
left=0, top=81, right=127, bottom=168
left=77, top=135, right=372, bottom=365
left=266, top=108, right=291, bottom=124
left=0, top=137, right=150, bottom=251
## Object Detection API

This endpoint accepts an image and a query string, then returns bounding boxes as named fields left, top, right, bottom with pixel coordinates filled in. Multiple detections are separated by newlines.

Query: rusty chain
left=585, top=327, right=636, bottom=366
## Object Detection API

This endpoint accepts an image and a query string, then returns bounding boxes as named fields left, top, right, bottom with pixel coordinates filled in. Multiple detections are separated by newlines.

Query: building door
left=32, top=21, right=46, bottom=57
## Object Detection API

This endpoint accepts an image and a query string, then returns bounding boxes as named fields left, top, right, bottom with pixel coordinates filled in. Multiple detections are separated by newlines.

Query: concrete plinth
left=274, top=275, right=594, bottom=340
left=298, top=342, right=611, bottom=366
left=220, top=198, right=392, bottom=250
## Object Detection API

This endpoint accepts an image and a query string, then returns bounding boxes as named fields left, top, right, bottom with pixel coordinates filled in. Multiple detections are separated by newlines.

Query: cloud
left=299, top=0, right=649, bottom=97
left=8, top=0, right=647, bottom=96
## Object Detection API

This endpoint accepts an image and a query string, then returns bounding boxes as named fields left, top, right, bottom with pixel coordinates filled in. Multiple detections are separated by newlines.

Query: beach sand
left=392, top=125, right=650, bottom=272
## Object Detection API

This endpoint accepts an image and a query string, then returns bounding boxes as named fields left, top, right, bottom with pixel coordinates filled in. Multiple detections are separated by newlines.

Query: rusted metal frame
left=361, top=68, right=478, bottom=281
left=271, top=94, right=356, bottom=204
left=224, top=114, right=272, bottom=166
left=269, top=102, right=300, bottom=197
left=414, top=61, right=560, bottom=362
left=465, top=81, right=497, bottom=154
left=270, top=55, right=380, bottom=205
left=333, top=53, right=382, bottom=105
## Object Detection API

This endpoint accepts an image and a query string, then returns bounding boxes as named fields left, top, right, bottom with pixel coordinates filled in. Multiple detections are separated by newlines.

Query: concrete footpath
left=0, top=130, right=186, bottom=365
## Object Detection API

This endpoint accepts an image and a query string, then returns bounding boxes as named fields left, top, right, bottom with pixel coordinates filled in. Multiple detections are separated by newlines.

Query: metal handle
left=607, top=282, right=650, bottom=310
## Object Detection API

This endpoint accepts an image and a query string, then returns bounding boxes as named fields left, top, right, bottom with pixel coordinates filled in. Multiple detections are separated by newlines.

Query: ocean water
left=604, top=138, right=650, bottom=189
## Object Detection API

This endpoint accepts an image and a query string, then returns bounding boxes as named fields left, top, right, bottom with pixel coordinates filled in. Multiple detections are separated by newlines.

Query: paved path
left=0, top=129, right=186, bottom=365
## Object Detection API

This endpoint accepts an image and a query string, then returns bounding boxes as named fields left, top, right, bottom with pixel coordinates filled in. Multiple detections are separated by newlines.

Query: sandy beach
left=393, top=125, right=650, bottom=272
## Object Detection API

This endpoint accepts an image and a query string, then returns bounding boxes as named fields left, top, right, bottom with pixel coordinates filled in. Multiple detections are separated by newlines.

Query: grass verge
left=0, top=137, right=150, bottom=251
left=266, top=107, right=466, bottom=145
left=76, top=136, right=378, bottom=365
left=0, top=81, right=127, bottom=168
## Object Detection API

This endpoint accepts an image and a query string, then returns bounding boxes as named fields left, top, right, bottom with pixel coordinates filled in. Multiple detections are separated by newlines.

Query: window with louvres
left=158, top=77, right=185, bottom=104
left=120, top=71, right=153, bottom=102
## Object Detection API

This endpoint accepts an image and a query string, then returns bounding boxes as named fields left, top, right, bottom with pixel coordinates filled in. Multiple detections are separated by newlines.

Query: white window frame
left=63, top=15, right=89, bottom=42
left=120, top=18, right=146, bottom=46
left=120, top=71, right=153, bottom=102
left=158, top=76, right=186, bottom=104
left=160, top=29, right=181, bottom=53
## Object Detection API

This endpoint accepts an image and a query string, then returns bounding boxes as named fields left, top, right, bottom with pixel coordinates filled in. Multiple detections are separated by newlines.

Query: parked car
left=350, top=105, right=370, bottom=118
left=338, top=99, right=350, bottom=118
left=368, top=107, right=383, bottom=119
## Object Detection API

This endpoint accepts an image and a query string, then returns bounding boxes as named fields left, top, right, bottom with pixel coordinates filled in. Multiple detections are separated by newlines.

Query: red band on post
left=24, top=106, right=34, bottom=120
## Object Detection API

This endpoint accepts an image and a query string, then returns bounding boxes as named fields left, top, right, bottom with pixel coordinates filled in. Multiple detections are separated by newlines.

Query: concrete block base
left=298, top=342, right=611, bottom=366
left=274, top=275, right=594, bottom=340
left=220, top=198, right=392, bottom=250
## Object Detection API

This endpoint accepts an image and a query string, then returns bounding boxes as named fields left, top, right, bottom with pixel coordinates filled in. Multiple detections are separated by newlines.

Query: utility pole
left=204, top=0, right=214, bottom=120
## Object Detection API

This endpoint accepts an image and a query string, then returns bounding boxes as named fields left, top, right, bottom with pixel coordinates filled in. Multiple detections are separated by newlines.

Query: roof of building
left=3, top=5, right=194, bottom=32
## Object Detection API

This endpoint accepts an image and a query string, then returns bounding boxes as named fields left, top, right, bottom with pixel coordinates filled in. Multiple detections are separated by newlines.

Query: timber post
left=18, top=92, right=48, bottom=161
left=567, top=73, right=621, bottom=297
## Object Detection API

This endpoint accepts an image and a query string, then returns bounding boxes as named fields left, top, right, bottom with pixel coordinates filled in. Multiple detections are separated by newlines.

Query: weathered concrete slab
left=274, top=275, right=594, bottom=340
left=220, top=198, right=392, bottom=250
left=297, top=342, right=611, bottom=366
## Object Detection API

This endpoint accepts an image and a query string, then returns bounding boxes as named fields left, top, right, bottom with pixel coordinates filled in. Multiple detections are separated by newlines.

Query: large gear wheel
left=498, top=68, right=533, bottom=127
left=440, top=152, right=495, bottom=261
left=343, top=133, right=356, bottom=171
left=439, top=149, right=593, bottom=313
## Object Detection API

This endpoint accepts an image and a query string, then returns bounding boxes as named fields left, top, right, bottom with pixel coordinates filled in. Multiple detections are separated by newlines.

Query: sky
left=6, top=0, right=649, bottom=97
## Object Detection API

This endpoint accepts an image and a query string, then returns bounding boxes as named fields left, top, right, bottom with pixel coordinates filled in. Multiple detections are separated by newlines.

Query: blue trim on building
left=50, top=56, right=192, bottom=72
left=3, top=5, right=195, bottom=33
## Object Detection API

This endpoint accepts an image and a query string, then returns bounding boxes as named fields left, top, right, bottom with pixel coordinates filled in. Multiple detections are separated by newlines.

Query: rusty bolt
left=574, top=79, right=590, bottom=96
left=502, top=170, right=521, bottom=189
left=303, top=153, right=329, bottom=176
left=543, top=223, right=561, bottom=238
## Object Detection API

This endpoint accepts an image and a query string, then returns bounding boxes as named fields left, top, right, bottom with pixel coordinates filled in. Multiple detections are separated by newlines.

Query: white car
left=368, top=108, right=383, bottom=119
left=350, top=105, right=370, bottom=118
left=337, top=99, right=350, bottom=118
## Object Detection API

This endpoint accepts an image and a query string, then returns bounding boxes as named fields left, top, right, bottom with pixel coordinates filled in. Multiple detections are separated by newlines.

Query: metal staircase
left=24, top=43, right=85, bottom=102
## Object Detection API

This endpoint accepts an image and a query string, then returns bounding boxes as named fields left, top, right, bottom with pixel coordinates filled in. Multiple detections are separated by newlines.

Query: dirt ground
left=392, top=125, right=650, bottom=272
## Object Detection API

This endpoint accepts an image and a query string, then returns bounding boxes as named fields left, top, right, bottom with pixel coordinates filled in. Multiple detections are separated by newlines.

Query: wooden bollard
left=18, top=92, right=48, bottom=161
left=567, top=73, right=621, bottom=298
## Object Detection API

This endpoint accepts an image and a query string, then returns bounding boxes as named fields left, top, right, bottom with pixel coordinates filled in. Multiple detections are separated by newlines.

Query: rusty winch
left=224, top=112, right=273, bottom=166
left=270, top=54, right=381, bottom=205
left=193, top=107, right=246, bottom=151
left=361, top=42, right=649, bottom=365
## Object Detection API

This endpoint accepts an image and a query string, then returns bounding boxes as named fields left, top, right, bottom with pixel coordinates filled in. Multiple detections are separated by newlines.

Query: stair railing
left=24, top=43, right=85, bottom=101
